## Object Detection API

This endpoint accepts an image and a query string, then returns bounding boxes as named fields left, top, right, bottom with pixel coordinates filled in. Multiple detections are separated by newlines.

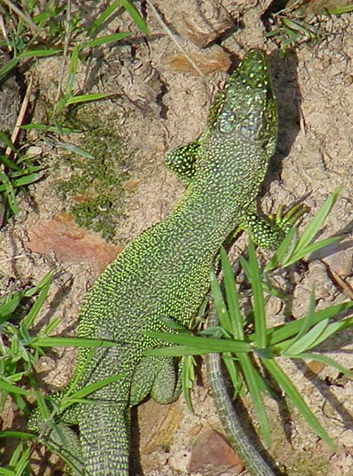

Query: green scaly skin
left=29, top=49, right=287, bottom=476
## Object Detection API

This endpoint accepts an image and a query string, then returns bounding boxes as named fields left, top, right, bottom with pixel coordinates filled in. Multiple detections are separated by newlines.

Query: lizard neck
left=169, top=135, right=271, bottom=258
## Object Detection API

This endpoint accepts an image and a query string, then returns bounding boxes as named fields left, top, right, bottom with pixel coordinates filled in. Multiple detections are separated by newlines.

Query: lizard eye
left=218, top=109, right=236, bottom=133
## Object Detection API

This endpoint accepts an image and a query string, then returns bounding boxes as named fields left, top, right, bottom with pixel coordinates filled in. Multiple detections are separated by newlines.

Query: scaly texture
left=29, top=50, right=283, bottom=476
left=206, top=306, right=277, bottom=476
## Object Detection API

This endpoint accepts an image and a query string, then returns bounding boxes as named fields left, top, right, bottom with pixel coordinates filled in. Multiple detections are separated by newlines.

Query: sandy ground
left=1, top=1, right=353, bottom=475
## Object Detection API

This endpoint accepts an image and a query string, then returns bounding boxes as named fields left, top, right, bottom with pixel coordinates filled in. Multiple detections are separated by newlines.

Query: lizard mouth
left=235, top=49, right=270, bottom=90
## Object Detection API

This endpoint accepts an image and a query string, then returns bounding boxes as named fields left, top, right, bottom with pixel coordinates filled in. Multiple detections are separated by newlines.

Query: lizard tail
left=79, top=403, right=130, bottom=476
left=206, top=304, right=279, bottom=476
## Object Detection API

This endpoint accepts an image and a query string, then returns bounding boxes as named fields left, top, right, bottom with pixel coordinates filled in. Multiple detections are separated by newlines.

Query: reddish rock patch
left=187, top=429, right=243, bottom=475
left=25, top=213, right=123, bottom=276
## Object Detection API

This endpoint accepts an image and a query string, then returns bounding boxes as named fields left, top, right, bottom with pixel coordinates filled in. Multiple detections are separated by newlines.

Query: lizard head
left=210, top=49, right=278, bottom=155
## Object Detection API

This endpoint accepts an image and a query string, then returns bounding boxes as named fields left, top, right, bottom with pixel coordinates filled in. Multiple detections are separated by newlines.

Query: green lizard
left=29, top=49, right=293, bottom=476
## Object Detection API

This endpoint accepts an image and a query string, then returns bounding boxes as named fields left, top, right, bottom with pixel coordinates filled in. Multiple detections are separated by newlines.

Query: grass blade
left=282, top=287, right=316, bottom=354
left=12, top=444, right=30, bottom=475
left=0, top=431, right=35, bottom=440
left=88, top=0, right=120, bottom=35
left=23, top=271, right=53, bottom=297
left=292, top=352, right=353, bottom=377
left=282, top=319, right=329, bottom=356
left=305, top=316, right=353, bottom=349
left=210, top=267, right=232, bottom=334
left=248, top=240, right=267, bottom=348
left=31, top=336, right=122, bottom=348
left=283, top=187, right=341, bottom=267
left=0, top=152, right=20, bottom=171
left=65, top=44, right=80, bottom=99
left=0, top=293, right=22, bottom=321
left=0, top=380, right=28, bottom=396
left=238, top=353, right=271, bottom=445
left=60, top=374, right=123, bottom=410
left=182, top=355, right=196, bottom=412
left=222, top=354, right=244, bottom=397
left=265, top=301, right=353, bottom=345
left=326, top=5, right=353, bottom=14
left=119, top=0, right=149, bottom=34
left=22, top=273, right=52, bottom=329
left=262, top=358, right=335, bottom=450
left=19, top=49, right=61, bottom=58
left=29, top=376, right=50, bottom=421
left=0, top=57, right=20, bottom=81
left=0, top=169, right=19, bottom=214
left=145, top=345, right=207, bottom=357
left=265, top=227, right=297, bottom=272
left=283, top=236, right=340, bottom=267
left=85, top=32, right=130, bottom=48
left=65, top=93, right=109, bottom=105
left=9, top=172, right=44, bottom=188
left=145, top=332, right=251, bottom=353
left=220, top=247, right=244, bottom=339
left=0, top=132, right=18, bottom=154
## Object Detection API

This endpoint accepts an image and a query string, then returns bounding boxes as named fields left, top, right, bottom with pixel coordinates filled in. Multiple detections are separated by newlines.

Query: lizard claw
left=270, top=202, right=309, bottom=233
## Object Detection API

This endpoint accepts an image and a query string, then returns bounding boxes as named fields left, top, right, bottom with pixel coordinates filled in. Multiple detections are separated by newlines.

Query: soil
left=1, top=0, right=353, bottom=475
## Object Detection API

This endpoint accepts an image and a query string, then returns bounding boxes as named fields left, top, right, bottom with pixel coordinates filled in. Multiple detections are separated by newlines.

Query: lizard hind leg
left=129, top=355, right=181, bottom=407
